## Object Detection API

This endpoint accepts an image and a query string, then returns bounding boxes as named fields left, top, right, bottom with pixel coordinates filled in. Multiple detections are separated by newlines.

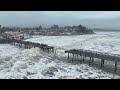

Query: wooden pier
left=0, top=38, right=55, bottom=54
left=65, top=49, right=120, bottom=73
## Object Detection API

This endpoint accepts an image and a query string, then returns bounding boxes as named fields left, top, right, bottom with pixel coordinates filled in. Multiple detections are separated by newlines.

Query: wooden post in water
left=74, top=54, right=76, bottom=61
left=49, top=48, right=51, bottom=54
left=72, top=53, right=74, bottom=62
left=82, top=52, right=85, bottom=62
left=77, top=54, right=78, bottom=61
left=50, top=48, right=52, bottom=54
left=34, top=43, right=36, bottom=48
left=89, top=57, right=92, bottom=65
left=83, top=55, right=85, bottom=62
left=47, top=48, right=49, bottom=54
left=48, top=48, right=50, bottom=53
left=52, top=48, right=54, bottom=54
left=47, top=48, right=49, bottom=53
left=69, top=53, right=71, bottom=61
left=55, top=49, right=56, bottom=55
left=91, top=57, right=94, bottom=65
left=81, top=54, right=82, bottom=61
left=115, top=61, right=117, bottom=73
left=68, top=52, right=69, bottom=60
left=101, top=59, right=104, bottom=68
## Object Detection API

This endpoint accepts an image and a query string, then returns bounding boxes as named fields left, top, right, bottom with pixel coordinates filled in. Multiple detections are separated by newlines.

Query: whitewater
left=0, top=31, right=120, bottom=79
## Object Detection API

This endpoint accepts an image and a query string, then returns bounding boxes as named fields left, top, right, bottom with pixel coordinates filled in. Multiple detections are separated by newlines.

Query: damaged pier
left=65, top=49, right=120, bottom=73
left=0, top=38, right=55, bottom=54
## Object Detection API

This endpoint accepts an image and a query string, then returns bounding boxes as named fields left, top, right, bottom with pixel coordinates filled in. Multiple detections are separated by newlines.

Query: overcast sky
left=0, top=11, right=120, bottom=29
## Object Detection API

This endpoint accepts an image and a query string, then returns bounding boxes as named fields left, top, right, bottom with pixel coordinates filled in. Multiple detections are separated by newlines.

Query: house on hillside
left=2, top=31, right=31, bottom=40
left=2, top=32, right=20, bottom=39
left=13, top=34, right=22, bottom=40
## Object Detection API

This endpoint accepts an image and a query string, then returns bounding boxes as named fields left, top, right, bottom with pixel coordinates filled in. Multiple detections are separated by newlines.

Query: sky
left=0, top=11, right=120, bottom=29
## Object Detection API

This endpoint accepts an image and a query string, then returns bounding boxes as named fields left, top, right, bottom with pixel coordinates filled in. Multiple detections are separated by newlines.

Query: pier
left=0, top=38, right=55, bottom=54
left=65, top=49, right=120, bottom=73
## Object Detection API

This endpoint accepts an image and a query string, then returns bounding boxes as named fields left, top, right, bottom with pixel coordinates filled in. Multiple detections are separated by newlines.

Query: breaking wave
left=0, top=47, right=120, bottom=79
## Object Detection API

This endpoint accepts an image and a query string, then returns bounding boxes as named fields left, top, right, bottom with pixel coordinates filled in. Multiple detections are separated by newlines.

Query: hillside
left=0, top=24, right=95, bottom=36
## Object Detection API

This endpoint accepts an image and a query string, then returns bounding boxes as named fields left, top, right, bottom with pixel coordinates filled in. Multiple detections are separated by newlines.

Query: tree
left=78, top=25, right=83, bottom=29
left=72, top=26, right=78, bottom=30
left=30, top=31, right=34, bottom=35
left=64, top=26, right=72, bottom=31
left=51, top=25, right=59, bottom=30
left=35, top=27, right=39, bottom=32
left=39, top=25, right=42, bottom=30
left=35, top=25, right=42, bottom=32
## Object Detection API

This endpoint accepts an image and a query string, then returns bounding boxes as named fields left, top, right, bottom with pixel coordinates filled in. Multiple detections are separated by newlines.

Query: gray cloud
left=0, top=11, right=120, bottom=29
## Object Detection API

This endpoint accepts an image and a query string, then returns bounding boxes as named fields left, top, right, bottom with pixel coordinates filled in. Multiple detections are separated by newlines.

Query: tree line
left=0, top=24, right=95, bottom=35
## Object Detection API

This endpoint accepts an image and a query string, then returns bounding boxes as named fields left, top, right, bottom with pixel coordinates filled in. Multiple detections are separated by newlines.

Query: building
left=2, top=31, right=31, bottom=40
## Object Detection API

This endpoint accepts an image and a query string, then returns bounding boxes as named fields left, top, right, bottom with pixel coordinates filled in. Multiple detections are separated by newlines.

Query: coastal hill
left=0, top=24, right=95, bottom=36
